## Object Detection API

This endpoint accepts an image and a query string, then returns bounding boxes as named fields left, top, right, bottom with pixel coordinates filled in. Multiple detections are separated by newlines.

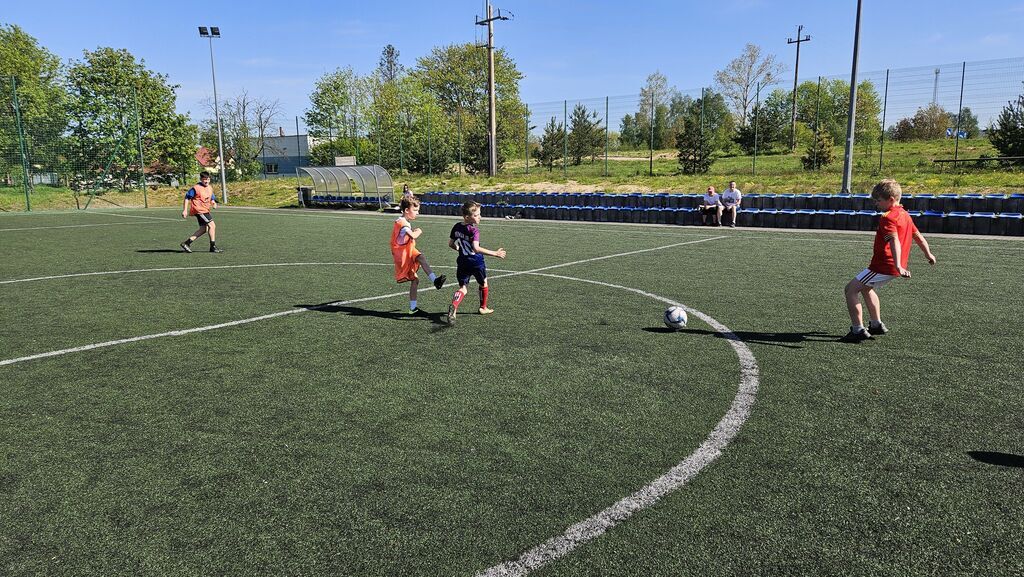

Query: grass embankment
left=3, top=139, right=1021, bottom=212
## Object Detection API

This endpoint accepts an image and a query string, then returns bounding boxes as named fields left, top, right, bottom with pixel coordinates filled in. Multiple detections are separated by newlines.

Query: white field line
left=0, top=262, right=385, bottom=285
left=0, top=221, right=167, bottom=232
left=474, top=274, right=760, bottom=577
left=90, top=211, right=181, bottom=222
left=0, top=237, right=721, bottom=367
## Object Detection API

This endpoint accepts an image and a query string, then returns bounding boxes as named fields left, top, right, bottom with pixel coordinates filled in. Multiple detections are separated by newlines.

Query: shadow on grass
left=295, top=302, right=450, bottom=326
left=136, top=249, right=187, bottom=253
left=643, top=327, right=837, bottom=349
left=968, top=451, right=1024, bottom=468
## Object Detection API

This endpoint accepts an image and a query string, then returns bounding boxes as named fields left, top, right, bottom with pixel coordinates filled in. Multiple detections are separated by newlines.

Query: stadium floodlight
left=198, top=25, right=228, bottom=203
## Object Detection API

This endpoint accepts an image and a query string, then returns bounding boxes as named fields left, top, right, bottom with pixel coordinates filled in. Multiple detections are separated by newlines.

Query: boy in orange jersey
left=180, top=172, right=222, bottom=253
left=842, top=180, right=936, bottom=342
left=391, top=196, right=446, bottom=314
left=445, top=201, right=506, bottom=326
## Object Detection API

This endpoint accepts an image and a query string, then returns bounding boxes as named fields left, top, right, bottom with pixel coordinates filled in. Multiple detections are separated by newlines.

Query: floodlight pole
left=201, top=27, right=229, bottom=203
left=476, top=1, right=511, bottom=177
left=787, top=25, right=811, bottom=152
left=840, top=0, right=862, bottom=195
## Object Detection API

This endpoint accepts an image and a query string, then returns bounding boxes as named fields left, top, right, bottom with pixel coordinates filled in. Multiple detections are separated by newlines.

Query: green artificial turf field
left=1, top=207, right=1021, bottom=576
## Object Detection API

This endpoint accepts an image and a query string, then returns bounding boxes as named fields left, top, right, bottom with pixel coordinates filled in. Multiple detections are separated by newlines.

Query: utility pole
left=840, top=0, right=863, bottom=195
left=932, top=68, right=940, bottom=104
left=787, top=25, right=811, bottom=152
left=476, top=1, right=511, bottom=177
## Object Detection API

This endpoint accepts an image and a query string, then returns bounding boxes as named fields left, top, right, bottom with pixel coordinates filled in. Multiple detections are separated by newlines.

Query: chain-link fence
left=5, top=56, right=1023, bottom=211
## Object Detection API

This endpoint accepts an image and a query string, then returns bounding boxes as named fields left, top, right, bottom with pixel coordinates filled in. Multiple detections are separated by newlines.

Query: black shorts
left=456, top=258, right=487, bottom=287
left=700, top=206, right=719, bottom=215
left=195, top=213, right=213, bottom=226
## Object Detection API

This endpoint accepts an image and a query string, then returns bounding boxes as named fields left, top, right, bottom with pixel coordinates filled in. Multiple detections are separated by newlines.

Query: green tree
left=65, top=47, right=194, bottom=191
left=567, top=103, right=602, bottom=165
left=947, top=106, right=979, bottom=138
left=676, top=116, right=714, bottom=175
left=889, top=103, right=951, bottom=141
left=200, top=91, right=282, bottom=180
left=618, top=114, right=638, bottom=150
left=304, top=67, right=371, bottom=148
left=414, top=43, right=526, bottom=173
left=989, top=93, right=1024, bottom=161
left=734, top=88, right=789, bottom=154
left=793, top=79, right=881, bottom=146
left=378, top=44, right=404, bottom=84
left=364, top=75, right=455, bottom=174
left=0, top=24, right=67, bottom=187
left=801, top=128, right=835, bottom=170
left=532, top=116, right=565, bottom=171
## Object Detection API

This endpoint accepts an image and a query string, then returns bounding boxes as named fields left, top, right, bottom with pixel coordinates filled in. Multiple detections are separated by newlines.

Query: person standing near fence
left=180, top=172, right=222, bottom=253
left=722, top=181, right=742, bottom=227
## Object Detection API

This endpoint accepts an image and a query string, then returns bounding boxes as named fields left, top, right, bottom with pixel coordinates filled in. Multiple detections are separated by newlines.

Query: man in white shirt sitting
left=700, top=185, right=723, bottom=226
left=721, top=181, right=742, bottom=227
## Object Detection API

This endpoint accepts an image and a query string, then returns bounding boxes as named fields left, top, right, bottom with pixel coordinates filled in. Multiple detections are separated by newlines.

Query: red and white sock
left=452, top=290, right=466, bottom=310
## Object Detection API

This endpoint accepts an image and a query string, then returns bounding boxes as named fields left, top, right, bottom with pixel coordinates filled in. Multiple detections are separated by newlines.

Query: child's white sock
left=427, top=272, right=437, bottom=282
left=410, top=299, right=417, bottom=311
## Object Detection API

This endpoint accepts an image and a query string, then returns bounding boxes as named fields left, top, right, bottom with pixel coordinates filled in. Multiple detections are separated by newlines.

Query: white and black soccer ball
left=664, top=306, right=688, bottom=330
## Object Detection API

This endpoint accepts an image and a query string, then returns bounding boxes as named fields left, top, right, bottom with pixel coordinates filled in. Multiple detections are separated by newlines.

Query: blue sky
left=5, top=0, right=1024, bottom=125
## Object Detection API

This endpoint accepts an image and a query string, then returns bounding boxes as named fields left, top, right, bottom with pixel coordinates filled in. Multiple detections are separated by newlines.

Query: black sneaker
left=868, top=321, right=889, bottom=335
left=433, top=274, right=447, bottom=290
left=180, top=242, right=192, bottom=253
left=209, top=246, right=223, bottom=253
left=841, top=327, right=874, bottom=342
left=446, top=304, right=457, bottom=326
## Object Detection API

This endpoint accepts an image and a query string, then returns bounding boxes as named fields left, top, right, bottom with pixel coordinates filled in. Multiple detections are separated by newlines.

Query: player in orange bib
left=391, top=195, right=446, bottom=314
left=180, top=171, right=222, bottom=253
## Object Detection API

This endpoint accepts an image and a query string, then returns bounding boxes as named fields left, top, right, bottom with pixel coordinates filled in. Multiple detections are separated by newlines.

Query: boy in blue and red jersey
left=446, top=201, right=506, bottom=326
left=843, top=180, right=936, bottom=342
left=180, top=172, right=222, bottom=253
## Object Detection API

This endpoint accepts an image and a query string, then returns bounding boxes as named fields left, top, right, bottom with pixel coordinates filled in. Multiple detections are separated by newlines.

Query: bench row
left=420, top=191, right=1024, bottom=213
left=418, top=202, right=1024, bottom=236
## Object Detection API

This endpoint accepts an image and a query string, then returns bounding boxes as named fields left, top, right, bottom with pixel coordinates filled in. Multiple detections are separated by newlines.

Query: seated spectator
left=700, top=186, right=723, bottom=226
left=722, top=181, right=742, bottom=227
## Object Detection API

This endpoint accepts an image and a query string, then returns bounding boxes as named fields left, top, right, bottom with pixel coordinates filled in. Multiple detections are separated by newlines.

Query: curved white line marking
left=0, top=237, right=723, bottom=366
left=476, top=273, right=759, bottom=577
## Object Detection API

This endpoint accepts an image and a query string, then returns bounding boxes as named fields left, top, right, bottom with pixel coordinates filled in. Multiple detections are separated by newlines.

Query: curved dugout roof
left=297, top=165, right=394, bottom=195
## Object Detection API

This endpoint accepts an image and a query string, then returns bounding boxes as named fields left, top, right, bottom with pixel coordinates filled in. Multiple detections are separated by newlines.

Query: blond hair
left=871, top=179, right=903, bottom=202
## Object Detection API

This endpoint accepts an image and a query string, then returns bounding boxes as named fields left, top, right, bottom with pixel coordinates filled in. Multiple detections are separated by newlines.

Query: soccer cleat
left=868, top=321, right=889, bottom=335
left=479, top=307, right=494, bottom=315
left=209, top=246, right=223, bottom=253
left=434, top=274, right=447, bottom=290
left=841, top=327, right=874, bottom=342
left=180, top=242, right=192, bottom=253
left=446, top=304, right=457, bottom=325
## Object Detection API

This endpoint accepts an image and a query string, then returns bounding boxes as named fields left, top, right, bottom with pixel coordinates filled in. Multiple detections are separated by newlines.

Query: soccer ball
left=664, top=306, right=688, bottom=330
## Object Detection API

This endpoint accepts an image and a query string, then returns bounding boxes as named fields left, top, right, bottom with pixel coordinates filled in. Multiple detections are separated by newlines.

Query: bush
left=801, top=130, right=835, bottom=170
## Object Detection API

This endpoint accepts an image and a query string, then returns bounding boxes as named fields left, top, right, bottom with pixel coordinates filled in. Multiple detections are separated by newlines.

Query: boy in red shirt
left=180, top=172, right=222, bottom=253
left=843, top=180, right=936, bottom=342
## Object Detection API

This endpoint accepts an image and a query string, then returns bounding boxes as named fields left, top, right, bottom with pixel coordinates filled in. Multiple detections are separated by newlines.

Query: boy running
left=180, top=171, right=222, bottom=253
left=446, top=201, right=507, bottom=325
left=843, top=179, right=936, bottom=342
left=391, top=196, right=446, bottom=314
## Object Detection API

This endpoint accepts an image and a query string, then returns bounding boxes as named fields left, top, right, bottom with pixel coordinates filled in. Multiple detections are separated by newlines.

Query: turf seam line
left=0, top=262, right=387, bottom=285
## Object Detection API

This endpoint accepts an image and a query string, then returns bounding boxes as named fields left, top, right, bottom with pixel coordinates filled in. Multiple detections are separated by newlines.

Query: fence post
left=753, top=82, right=760, bottom=177
left=604, top=96, right=609, bottom=177
left=563, top=100, right=568, bottom=178
left=879, top=69, right=889, bottom=172
left=376, top=112, right=381, bottom=167
left=427, top=107, right=432, bottom=175
left=813, top=77, right=821, bottom=170
left=649, top=92, right=654, bottom=176
left=953, top=61, right=966, bottom=168
left=295, top=116, right=302, bottom=169
left=399, top=109, right=405, bottom=174
left=133, top=85, right=147, bottom=207
left=524, top=108, right=529, bottom=175
left=11, top=77, right=32, bottom=211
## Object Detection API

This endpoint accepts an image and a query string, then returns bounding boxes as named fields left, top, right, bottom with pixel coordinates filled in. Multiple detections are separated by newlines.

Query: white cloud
left=980, top=33, right=1011, bottom=46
